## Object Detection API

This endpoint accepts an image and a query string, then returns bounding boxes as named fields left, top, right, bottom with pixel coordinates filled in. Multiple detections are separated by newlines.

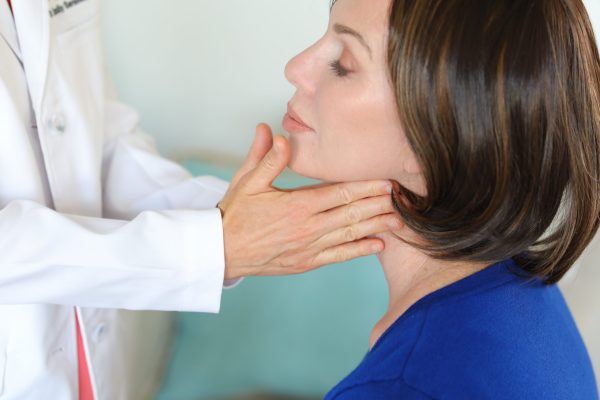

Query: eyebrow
left=333, top=23, right=373, bottom=59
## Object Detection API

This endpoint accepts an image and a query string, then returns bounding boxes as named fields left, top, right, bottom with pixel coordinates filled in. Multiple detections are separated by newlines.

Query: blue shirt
left=325, top=259, right=598, bottom=399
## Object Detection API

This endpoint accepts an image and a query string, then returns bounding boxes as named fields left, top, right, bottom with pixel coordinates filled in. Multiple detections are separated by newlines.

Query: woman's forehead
left=331, top=0, right=391, bottom=24
left=330, top=0, right=391, bottom=53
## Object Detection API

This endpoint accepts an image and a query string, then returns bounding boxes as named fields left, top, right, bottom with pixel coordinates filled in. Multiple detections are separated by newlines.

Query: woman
left=281, top=0, right=600, bottom=398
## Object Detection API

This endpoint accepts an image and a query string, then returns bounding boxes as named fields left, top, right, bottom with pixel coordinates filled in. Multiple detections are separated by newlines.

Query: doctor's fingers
left=230, top=124, right=273, bottom=187
left=298, top=179, right=393, bottom=213
left=312, top=194, right=402, bottom=237
left=306, top=237, right=386, bottom=271
left=311, top=213, right=401, bottom=251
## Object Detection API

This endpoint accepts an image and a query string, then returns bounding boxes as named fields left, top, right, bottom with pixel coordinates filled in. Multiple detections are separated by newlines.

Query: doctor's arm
left=0, top=133, right=395, bottom=312
left=0, top=200, right=227, bottom=311
left=0, top=83, right=228, bottom=313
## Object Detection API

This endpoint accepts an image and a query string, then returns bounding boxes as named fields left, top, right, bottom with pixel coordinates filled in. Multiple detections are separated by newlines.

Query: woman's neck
left=369, top=232, right=487, bottom=349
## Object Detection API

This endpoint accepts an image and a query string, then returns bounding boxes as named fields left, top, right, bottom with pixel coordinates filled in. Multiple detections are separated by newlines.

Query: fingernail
left=384, top=182, right=393, bottom=193
left=274, top=141, right=281, bottom=153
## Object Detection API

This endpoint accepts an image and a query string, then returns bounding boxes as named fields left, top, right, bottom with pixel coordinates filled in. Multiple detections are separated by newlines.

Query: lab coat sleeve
left=0, top=65, right=232, bottom=312
left=0, top=200, right=225, bottom=312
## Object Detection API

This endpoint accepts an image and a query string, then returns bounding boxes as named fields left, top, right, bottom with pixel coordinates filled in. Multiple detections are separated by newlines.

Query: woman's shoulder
left=398, top=271, right=598, bottom=399
left=329, top=261, right=598, bottom=399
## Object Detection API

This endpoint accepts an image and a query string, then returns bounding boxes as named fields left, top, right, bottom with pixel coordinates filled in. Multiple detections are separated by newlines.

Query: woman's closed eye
left=329, top=59, right=350, bottom=77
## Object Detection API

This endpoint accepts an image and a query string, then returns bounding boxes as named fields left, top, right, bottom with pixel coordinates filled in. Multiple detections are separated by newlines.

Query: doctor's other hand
left=218, top=123, right=403, bottom=280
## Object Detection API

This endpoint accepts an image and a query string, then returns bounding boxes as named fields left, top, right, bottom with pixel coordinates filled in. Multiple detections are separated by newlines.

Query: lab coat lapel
left=0, top=0, right=22, bottom=62
left=11, top=0, right=50, bottom=114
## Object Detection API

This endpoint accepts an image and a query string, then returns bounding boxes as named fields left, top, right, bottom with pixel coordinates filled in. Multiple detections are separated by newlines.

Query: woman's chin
left=288, top=154, right=326, bottom=181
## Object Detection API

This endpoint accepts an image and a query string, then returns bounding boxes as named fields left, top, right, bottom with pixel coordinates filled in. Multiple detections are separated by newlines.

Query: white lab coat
left=0, top=0, right=231, bottom=398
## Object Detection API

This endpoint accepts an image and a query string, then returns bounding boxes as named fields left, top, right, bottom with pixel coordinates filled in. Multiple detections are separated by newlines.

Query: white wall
left=101, top=0, right=328, bottom=160
left=102, top=0, right=600, bottom=160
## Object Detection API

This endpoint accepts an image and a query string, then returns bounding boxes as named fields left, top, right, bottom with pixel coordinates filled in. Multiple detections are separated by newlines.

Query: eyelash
left=329, top=59, right=350, bottom=77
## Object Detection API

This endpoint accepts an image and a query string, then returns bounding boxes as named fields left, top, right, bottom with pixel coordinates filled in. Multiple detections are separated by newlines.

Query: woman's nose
left=284, top=45, right=318, bottom=95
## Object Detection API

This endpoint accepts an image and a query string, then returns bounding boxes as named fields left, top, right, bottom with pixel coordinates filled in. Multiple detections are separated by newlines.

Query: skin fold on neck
left=369, top=232, right=489, bottom=349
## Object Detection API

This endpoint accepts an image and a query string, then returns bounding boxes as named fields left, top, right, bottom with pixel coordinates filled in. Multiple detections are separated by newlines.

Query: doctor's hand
left=218, top=124, right=403, bottom=280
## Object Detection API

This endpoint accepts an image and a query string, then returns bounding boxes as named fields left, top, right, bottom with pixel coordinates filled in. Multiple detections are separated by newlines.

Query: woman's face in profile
left=283, top=0, right=422, bottom=192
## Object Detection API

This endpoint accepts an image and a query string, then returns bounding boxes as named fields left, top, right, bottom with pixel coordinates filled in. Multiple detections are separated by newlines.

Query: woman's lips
left=283, top=105, right=313, bottom=133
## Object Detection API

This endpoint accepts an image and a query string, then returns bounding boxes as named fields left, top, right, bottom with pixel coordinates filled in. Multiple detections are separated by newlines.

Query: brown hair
left=386, top=0, right=600, bottom=283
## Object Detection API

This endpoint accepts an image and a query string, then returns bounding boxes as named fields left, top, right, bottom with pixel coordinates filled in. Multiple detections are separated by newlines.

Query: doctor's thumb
left=245, top=135, right=290, bottom=191
left=230, top=124, right=274, bottom=187
left=241, top=124, right=273, bottom=171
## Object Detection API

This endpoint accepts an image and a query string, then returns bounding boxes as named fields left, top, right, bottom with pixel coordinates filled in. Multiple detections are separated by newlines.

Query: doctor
left=0, top=0, right=401, bottom=399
